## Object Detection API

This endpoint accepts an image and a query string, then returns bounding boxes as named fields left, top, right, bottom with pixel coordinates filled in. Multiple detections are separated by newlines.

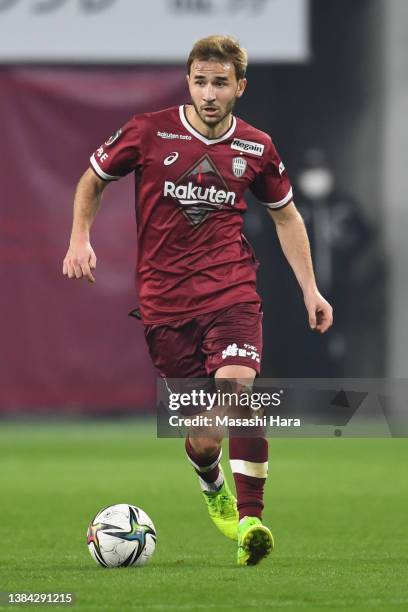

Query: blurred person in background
left=62, top=35, right=333, bottom=566
left=295, top=148, right=382, bottom=377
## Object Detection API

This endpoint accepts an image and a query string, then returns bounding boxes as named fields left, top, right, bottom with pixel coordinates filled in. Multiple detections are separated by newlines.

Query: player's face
left=187, top=60, right=247, bottom=128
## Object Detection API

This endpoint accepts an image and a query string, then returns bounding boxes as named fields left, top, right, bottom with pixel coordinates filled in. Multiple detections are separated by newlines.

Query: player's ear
left=236, top=78, right=247, bottom=98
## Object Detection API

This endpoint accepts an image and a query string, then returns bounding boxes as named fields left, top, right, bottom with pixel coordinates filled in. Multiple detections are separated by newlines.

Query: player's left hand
left=304, top=290, right=333, bottom=334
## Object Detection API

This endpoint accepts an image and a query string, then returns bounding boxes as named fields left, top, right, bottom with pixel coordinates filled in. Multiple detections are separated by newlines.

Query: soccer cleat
left=237, top=516, right=274, bottom=566
left=202, top=469, right=239, bottom=541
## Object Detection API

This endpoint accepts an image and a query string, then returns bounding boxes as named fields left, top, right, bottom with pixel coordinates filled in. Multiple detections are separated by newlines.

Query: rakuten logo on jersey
left=164, top=182, right=235, bottom=206
left=164, top=154, right=236, bottom=226
left=231, top=138, right=264, bottom=157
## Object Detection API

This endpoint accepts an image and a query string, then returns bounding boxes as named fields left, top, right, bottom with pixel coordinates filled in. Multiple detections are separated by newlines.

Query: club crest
left=232, top=156, right=247, bottom=178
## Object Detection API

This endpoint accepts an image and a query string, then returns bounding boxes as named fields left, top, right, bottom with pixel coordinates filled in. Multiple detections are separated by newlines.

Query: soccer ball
left=87, top=504, right=156, bottom=568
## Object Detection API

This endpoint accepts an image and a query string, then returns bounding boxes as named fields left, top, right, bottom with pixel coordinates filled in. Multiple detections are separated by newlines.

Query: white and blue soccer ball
left=87, top=504, right=156, bottom=568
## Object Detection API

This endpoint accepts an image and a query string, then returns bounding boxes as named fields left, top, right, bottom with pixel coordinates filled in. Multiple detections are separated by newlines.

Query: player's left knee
left=215, top=364, right=256, bottom=383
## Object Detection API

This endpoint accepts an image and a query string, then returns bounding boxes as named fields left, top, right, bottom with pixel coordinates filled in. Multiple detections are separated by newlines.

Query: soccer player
left=63, top=35, right=333, bottom=566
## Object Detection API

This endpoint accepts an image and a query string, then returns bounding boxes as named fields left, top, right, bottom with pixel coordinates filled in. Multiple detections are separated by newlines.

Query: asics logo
left=164, top=152, right=179, bottom=166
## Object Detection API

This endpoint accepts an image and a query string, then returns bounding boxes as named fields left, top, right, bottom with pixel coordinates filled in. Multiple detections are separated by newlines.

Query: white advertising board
left=0, top=0, right=309, bottom=63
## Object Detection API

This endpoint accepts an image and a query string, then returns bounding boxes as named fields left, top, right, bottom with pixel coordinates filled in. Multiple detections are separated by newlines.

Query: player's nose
left=203, top=84, right=216, bottom=101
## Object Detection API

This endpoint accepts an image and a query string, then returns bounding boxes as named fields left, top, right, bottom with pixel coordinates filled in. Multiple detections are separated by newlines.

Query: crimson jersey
left=90, top=105, right=292, bottom=324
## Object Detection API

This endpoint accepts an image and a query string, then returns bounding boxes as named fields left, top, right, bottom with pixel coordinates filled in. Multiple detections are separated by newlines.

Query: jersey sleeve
left=89, top=116, right=143, bottom=181
left=249, top=136, right=293, bottom=209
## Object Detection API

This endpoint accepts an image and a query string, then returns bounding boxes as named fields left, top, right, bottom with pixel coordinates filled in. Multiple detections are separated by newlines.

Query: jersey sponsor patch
left=221, top=342, right=260, bottom=363
left=157, top=130, right=192, bottom=140
left=232, top=156, right=247, bottom=178
left=231, top=138, right=264, bottom=157
left=105, top=128, right=122, bottom=146
left=163, top=154, right=236, bottom=226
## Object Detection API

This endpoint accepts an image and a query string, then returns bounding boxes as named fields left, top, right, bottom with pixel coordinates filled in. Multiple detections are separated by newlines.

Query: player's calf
left=185, top=438, right=239, bottom=540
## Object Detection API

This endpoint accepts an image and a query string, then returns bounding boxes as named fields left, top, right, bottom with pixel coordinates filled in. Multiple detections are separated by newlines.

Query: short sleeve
left=90, top=116, right=143, bottom=181
left=250, top=137, right=293, bottom=209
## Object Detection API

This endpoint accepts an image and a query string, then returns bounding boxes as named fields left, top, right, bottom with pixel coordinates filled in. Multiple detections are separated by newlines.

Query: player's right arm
left=62, top=168, right=109, bottom=283
left=63, top=117, right=142, bottom=282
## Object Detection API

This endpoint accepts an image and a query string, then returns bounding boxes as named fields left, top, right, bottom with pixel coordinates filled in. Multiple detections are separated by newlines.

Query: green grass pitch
left=0, top=422, right=407, bottom=611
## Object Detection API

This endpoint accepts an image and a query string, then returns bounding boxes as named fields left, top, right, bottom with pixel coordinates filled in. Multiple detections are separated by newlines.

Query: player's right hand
left=62, top=241, right=97, bottom=283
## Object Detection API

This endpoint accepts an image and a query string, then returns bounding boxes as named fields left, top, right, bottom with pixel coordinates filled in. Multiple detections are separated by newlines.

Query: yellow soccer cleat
left=202, top=468, right=239, bottom=541
left=237, top=516, right=274, bottom=566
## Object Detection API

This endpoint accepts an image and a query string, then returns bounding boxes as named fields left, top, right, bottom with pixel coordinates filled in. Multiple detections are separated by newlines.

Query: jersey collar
left=179, top=104, right=236, bottom=145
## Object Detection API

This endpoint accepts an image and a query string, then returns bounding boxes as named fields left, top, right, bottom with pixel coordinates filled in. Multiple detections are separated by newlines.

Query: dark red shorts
left=144, top=302, right=263, bottom=378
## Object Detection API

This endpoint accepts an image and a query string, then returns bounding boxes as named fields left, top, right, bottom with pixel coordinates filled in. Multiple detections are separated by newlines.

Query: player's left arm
left=268, top=201, right=333, bottom=333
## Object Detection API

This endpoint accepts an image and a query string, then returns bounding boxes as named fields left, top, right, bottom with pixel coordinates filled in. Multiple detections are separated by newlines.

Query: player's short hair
left=187, top=35, right=248, bottom=81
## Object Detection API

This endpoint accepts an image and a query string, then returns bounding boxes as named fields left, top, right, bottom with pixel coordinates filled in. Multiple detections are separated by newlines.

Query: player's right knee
left=188, top=436, right=221, bottom=458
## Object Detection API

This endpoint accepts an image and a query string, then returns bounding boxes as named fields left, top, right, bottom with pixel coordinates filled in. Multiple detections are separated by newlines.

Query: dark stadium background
left=0, top=0, right=398, bottom=416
